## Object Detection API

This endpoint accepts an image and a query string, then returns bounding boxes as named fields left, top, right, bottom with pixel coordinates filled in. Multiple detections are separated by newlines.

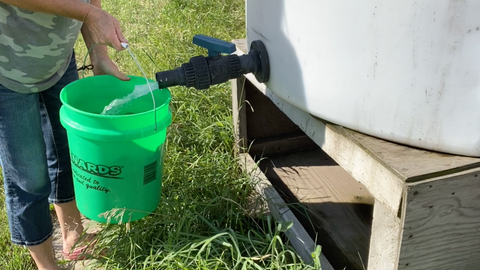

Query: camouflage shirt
left=0, top=1, right=89, bottom=93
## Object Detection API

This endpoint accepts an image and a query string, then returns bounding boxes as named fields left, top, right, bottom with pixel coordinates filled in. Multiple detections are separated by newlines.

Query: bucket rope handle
left=81, top=44, right=158, bottom=131
left=80, top=44, right=97, bottom=79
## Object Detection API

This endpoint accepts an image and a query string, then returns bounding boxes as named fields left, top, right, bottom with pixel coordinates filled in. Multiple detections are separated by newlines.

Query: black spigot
left=155, top=35, right=270, bottom=90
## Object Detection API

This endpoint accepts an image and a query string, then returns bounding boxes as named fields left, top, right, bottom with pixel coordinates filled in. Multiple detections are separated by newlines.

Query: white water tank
left=246, top=0, right=480, bottom=157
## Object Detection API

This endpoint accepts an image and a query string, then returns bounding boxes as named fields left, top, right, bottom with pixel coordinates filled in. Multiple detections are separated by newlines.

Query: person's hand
left=81, top=5, right=129, bottom=80
left=90, top=50, right=130, bottom=81
left=82, top=7, right=126, bottom=51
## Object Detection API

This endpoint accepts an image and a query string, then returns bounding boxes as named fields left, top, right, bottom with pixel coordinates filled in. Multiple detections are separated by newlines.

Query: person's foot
left=62, top=232, right=98, bottom=260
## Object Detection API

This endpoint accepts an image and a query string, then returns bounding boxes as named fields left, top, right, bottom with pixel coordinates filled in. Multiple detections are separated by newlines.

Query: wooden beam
left=232, top=77, right=248, bottom=152
left=368, top=199, right=404, bottom=270
left=240, top=153, right=334, bottom=270
left=399, top=169, right=480, bottom=269
left=345, top=130, right=480, bottom=183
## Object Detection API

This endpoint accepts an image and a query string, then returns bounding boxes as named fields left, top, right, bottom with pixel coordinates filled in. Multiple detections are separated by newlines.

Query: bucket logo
left=71, top=153, right=122, bottom=179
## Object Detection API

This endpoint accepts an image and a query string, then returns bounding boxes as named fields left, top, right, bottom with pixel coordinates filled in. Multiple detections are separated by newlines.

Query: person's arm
left=1, top=0, right=129, bottom=80
left=0, top=0, right=92, bottom=21
left=0, top=0, right=126, bottom=51
left=81, top=0, right=129, bottom=80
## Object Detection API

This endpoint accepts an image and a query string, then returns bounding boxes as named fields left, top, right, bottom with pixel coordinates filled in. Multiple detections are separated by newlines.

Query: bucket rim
left=60, top=75, right=171, bottom=118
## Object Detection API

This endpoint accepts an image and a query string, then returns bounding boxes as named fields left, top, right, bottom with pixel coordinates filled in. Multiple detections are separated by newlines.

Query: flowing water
left=101, top=43, right=158, bottom=131
left=101, top=82, right=159, bottom=115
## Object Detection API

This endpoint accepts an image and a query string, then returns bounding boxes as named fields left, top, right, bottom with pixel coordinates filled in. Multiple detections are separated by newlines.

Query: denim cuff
left=48, top=196, right=76, bottom=204
left=11, top=229, right=53, bottom=247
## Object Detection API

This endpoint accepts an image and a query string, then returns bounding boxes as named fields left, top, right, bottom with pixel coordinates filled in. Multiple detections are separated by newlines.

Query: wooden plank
left=398, top=169, right=480, bottom=270
left=345, top=130, right=480, bottom=183
left=240, top=153, right=334, bottom=270
left=368, top=199, right=404, bottom=270
left=263, top=149, right=374, bottom=205
left=232, top=77, right=248, bottom=151
left=260, top=149, right=373, bottom=270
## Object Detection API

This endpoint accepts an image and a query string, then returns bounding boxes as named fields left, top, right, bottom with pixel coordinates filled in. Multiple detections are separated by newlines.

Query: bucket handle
left=81, top=44, right=158, bottom=131
left=80, top=44, right=97, bottom=80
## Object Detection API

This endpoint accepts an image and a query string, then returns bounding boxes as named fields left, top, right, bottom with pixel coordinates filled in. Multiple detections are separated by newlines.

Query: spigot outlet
left=155, top=35, right=270, bottom=90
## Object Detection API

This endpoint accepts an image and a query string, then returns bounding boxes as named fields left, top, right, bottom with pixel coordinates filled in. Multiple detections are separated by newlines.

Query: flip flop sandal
left=62, top=234, right=98, bottom=261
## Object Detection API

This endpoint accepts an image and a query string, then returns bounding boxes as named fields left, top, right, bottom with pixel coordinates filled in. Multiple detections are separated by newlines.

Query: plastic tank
left=246, top=0, right=480, bottom=157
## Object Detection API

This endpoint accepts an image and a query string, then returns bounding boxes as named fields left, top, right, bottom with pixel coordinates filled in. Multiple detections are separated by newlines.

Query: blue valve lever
left=193, top=35, right=236, bottom=56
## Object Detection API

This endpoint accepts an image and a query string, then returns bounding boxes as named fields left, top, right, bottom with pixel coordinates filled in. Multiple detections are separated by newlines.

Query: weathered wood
left=262, top=149, right=374, bottom=205
left=260, top=149, right=373, bottom=269
left=232, top=77, right=248, bottom=151
left=368, top=199, right=404, bottom=270
left=398, top=170, right=480, bottom=270
left=345, top=130, right=480, bottom=183
left=240, top=153, right=334, bottom=270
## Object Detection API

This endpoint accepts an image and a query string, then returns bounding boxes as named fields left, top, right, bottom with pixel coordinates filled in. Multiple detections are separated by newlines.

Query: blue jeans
left=0, top=52, right=78, bottom=246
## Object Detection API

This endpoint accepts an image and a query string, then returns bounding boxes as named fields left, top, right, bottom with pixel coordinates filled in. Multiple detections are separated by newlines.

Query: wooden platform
left=259, top=148, right=373, bottom=269
left=232, top=39, right=480, bottom=270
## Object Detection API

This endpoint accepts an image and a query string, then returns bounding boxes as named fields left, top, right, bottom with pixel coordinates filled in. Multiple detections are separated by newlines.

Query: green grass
left=0, top=0, right=322, bottom=269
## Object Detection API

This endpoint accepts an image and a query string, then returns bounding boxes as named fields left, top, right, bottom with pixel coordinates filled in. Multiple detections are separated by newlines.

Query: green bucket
left=59, top=75, right=171, bottom=224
